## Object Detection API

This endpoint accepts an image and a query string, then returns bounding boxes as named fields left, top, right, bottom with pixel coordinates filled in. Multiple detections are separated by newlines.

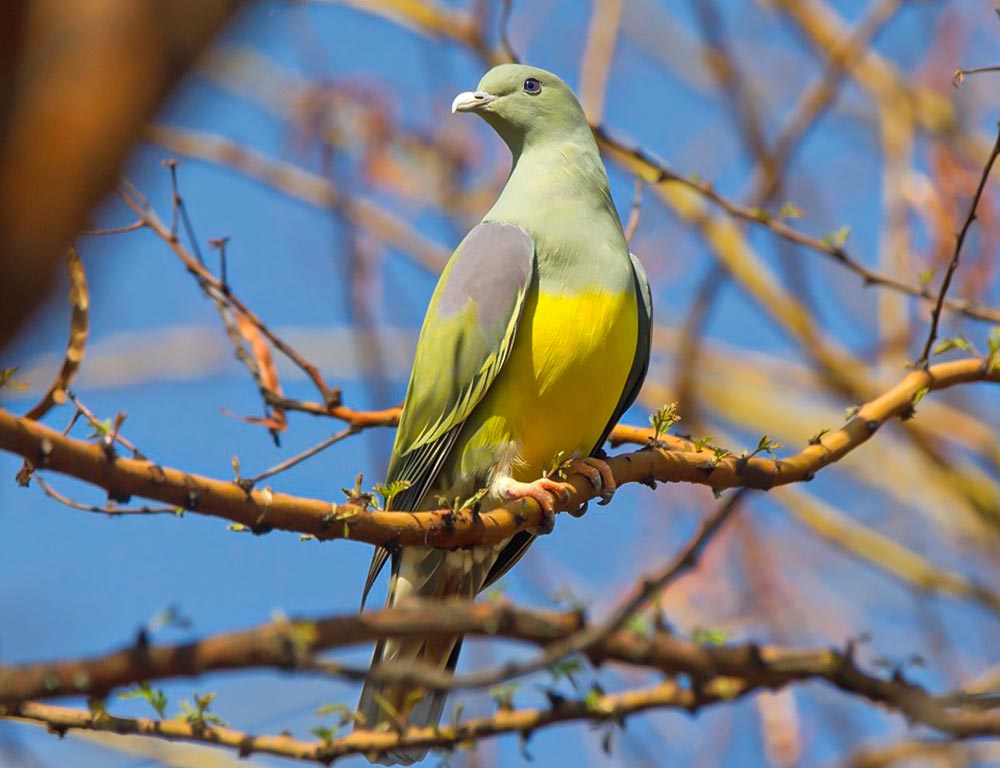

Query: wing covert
left=362, top=223, right=535, bottom=607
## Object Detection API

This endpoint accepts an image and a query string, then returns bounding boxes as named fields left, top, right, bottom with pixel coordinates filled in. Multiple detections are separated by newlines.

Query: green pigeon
left=357, top=63, right=652, bottom=764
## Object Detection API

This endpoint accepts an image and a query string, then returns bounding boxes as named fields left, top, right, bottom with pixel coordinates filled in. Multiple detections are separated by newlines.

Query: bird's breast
left=457, top=274, right=638, bottom=483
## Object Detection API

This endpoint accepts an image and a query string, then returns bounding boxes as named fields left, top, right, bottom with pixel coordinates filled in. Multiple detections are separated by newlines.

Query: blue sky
left=2, top=1, right=1000, bottom=766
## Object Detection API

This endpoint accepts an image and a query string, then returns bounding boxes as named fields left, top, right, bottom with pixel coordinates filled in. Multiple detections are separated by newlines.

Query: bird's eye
left=522, top=77, right=542, bottom=95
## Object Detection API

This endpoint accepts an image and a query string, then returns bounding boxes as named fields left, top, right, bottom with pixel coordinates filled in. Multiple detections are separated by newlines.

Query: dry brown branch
left=596, top=128, right=1000, bottom=326
left=578, top=0, right=625, bottom=124
left=35, top=476, right=178, bottom=517
left=65, top=393, right=145, bottom=460
left=118, top=179, right=340, bottom=408
left=145, top=125, right=451, bottom=274
left=240, top=426, right=358, bottom=487
left=1, top=357, right=996, bottom=549
left=22, top=247, right=89, bottom=421
left=5, top=600, right=1000, bottom=763
left=750, top=0, right=904, bottom=201
left=316, top=0, right=999, bottom=327
left=0, top=0, right=249, bottom=353
left=0, top=684, right=733, bottom=764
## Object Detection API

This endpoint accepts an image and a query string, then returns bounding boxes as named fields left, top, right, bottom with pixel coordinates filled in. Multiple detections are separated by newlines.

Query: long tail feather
left=357, top=546, right=496, bottom=765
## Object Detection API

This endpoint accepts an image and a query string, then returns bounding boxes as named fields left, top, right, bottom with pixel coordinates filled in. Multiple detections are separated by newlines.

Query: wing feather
left=361, top=223, right=535, bottom=607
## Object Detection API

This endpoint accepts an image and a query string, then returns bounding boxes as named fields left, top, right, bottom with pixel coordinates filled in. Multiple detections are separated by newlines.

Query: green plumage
left=357, top=64, right=653, bottom=766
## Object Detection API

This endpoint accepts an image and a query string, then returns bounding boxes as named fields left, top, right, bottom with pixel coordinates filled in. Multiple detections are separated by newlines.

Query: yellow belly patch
left=454, top=286, right=638, bottom=485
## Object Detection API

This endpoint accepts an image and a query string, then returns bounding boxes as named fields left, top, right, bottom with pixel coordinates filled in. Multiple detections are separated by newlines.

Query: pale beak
left=451, top=90, right=497, bottom=114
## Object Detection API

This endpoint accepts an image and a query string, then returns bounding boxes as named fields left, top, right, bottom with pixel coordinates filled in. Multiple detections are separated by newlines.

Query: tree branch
left=1, top=358, right=997, bottom=548
left=4, top=600, right=1000, bottom=763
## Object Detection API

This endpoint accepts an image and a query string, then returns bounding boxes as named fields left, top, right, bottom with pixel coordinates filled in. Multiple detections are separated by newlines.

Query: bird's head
left=451, top=64, right=587, bottom=153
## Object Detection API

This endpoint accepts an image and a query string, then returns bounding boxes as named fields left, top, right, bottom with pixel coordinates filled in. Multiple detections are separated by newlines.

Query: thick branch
left=0, top=358, right=996, bottom=548
left=4, top=600, right=1000, bottom=763
left=0, top=0, right=248, bottom=352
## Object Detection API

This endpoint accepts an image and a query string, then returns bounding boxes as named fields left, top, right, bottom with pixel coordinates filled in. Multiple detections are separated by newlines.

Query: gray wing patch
left=436, top=224, right=533, bottom=323
left=361, top=223, right=535, bottom=609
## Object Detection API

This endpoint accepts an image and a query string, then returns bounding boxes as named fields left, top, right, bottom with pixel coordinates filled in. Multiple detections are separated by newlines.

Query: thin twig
left=623, top=177, right=643, bottom=244
left=79, top=220, right=144, bottom=236
left=595, top=128, right=1000, bottom=326
left=753, top=0, right=904, bottom=203
left=953, top=65, right=1000, bottom=88
left=65, top=393, right=144, bottom=460
left=118, top=178, right=341, bottom=407
left=163, top=158, right=204, bottom=265
left=916, top=123, right=1000, bottom=366
left=498, top=0, right=519, bottom=64
left=23, top=248, right=89, bottom=421
left=35, top=476, right=178, bottom=517
left=241, top=426, right=358, bottom=488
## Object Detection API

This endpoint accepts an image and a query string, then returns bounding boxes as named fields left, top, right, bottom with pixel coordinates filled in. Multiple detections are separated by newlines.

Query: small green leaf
left=489, top=683, right=519, bottom=710
left=691, top=625, right=728, bottom=646
left=548, top=657, right=584, bottom=690
left=178, top=690, right=226, bottom=727
left=119, top=682, right=167, bottom=718
left=986, top=327, right=1000, bottom=371
left=777, top=201, right=804, bottom=220
left=808, top=428, right=830, bottom=445
left=372, top=479, right=412, bottom=510
left=460, top=487, right=489, bottom=510
left=87, top=418, right=112, bottom=440
left=822, top=225, right=850, bottom=247
left=649, top=402, right=680, bottom=442
left=311, top=725, right=335, bottom=744
left=624, top=613, right=650, bottom=636
left=932, top=335, right=976, bottom=356
left=911, top=386, right=930, bottom=407
left=583, top=687, right=603, bottom=712
left=0, top=366, right=28, bottom=391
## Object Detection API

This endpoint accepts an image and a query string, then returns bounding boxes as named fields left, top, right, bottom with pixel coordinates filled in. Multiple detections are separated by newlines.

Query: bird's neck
left=486, top=131, right=622, bottom=230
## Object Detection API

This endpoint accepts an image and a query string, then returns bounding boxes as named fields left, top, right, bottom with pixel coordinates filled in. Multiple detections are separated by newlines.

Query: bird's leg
left=560, top=456, right=617, bottom=505
left=495, top=476, right=574, bottom=535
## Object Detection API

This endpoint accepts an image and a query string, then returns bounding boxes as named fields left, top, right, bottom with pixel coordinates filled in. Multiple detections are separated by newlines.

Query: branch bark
left=0, top=0, right=249, bottom=352
left=1, top=358, right=997, bottom=548
left=4, top=600, right=1000, bottom=764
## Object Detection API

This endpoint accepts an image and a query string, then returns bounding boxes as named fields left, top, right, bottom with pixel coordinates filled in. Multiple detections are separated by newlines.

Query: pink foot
left=562, top=457, right=617, bottom=505
left=496, top=476, right=574, bottom=534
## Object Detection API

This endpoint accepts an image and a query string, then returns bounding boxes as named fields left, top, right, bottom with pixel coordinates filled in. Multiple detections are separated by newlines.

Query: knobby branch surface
left=1, top=358, right=996, bottom=549
left=5, top=600, right=1000, bottom=764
